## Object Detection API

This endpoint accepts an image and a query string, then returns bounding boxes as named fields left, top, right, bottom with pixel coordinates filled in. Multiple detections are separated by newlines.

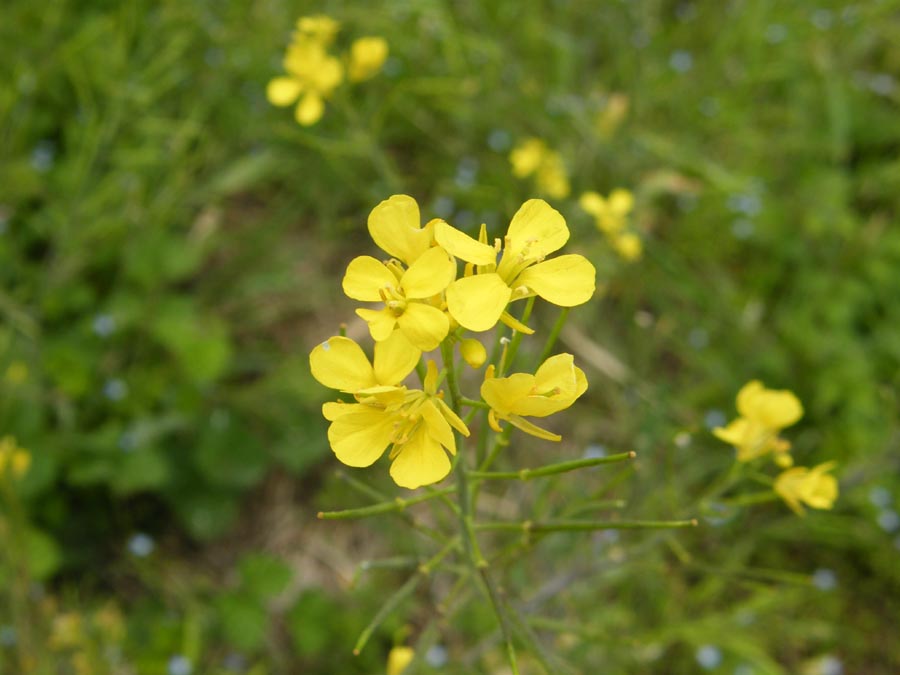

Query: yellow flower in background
left=387, top=645, right=415, bottom=675
left=774, top=462, right=838, bottom=516
left=310, top=332, right=420, bottom=395
left=713, top=380, right=803, bottom=464
left=595, top=92, right=629, bottom=139
left=481, top=353, right=588, bottom=440
left=267, top=40, right=344, bottom=125
left=612, top=231, right=642, bottom=261
left=436, top=199, right=595, bottom=332
left=579, top=188, right=634, bottom=234
left=5, top=361, right=28, bottom=385
left=320, top=362, right=469, bottom=489
left=509, top=138, right=570, bottom=199
left=348, top=37, right=389, bottom=82
left=0, top=435, right=30, bottom=480
left=295, top=15, right=341, bottom=46
left=343, top=246, right=455, bottom=351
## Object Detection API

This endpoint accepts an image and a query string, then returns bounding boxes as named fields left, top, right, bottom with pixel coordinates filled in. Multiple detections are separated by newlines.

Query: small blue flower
left=819, top=655, right=843, bottom=675
left=92, top=314, right=117, bottom=338
left=669, top=50, right=694, bottom=73
left=877, top=509, right=900, bottom=533
left=128, top=533, right=155, bottom=558
left=868, top=486, right=892, bottom=508
left=812, top=568, right=837, bottom=591
left=487, top=129, right=511, bottom=153
left=764, top=24, right=788, bottom=44
left=696, top=644, right=722, bottom=670
left=103, top=378, right=128, bottom=401
left=704, top=409, right=727, bottom=430
left=168, top=655, right=193, bottom=675
left=425, top=645, right=448, bottom=668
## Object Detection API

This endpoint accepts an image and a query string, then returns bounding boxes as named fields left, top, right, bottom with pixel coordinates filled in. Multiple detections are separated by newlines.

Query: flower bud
left=460, top=338, right=487, bottom=368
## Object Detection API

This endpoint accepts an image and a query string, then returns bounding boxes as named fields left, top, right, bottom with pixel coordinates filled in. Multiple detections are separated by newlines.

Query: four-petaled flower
left=580, top=189, right=634, bottom=234
left=436, top=199, right=595, bottom=332
left=774, top=462, right=839, bottom=516
left=267, top=40, right=344, bottom=126
left=713, top=380, right=803, bottom=465
left=481, top=354, right=588, bottom=441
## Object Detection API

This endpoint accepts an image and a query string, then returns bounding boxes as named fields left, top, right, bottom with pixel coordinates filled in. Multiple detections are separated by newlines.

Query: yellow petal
left=400, top=246, right=455, bottom=299
left=609, top=189, right=635, bottom=215
left=612, top=232, right=642, bottom=261
left=445, top=274, right=511, bottom=332
left=309, top=336, right=376, bottom=392
left=367, top=195, right=431, bottom=265
left=579, top=191, right=606, bottom=216
left=735, top=381, right=765, bottom=417
left=387, top=646, right=415, bottom=675
left=373, top=330, right=420, bottom=385
left=755, top=390, right=804, bottom=429
left=459, top=338, right=487, bottom=368
left=322, top=401, right=356, bottom=421
left=507, top=414, right=562, bottom=441
left=396, top=302, right=449, bottom=351
left=389, top=425, right=451, bottom=489
left=506, top=199, right=569, bottom=259
left=328, top=408, right=396, bottom=467
left=421, top=399, right=456, bottom=454
left=266, top=77, right=302, bottom=106
left=348, top=36, right=389, bottom=82
left=509, top=139, right=546, bottom=177
left=423, top=359, right=439, bottom=395
left=712, top=418, right=749, bottom=447
left=356, top=308, right=397, bottom=341
left=343, top=256, right=398, bottom=301
left=534, top=353, right=578, bottom=398
left=295, top=92, right=325, bottom=125
left=434, top=222, right=497, bottom=266
left=481, top=373, right=535, bottom=417
left=434, top=397, right=470, bottom=437
left=514, top=254, right=595, bottom=307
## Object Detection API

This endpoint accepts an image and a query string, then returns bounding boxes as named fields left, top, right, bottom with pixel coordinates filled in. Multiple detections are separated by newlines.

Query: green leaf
left=216, top=591, right=269, bottom=652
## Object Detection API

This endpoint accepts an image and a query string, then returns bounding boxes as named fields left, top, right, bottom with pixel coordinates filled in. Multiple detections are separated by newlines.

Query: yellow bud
left=387, top=646, right=414, bottom=675
left=459, top=338, right=487, bottom=368
left=12, top=450, right=30, bottom=478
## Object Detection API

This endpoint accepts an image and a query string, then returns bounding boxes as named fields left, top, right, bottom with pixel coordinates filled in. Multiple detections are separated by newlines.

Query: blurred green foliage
left=1, top=0, right=899, bottom=673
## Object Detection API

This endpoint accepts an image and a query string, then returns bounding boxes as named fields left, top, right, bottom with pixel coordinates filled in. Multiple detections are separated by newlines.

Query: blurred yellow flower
left=348, top=37, right=389, bottom=82
left=774, top=462, right=838, bottom=516
left=481, top=354, right=587, bottom=440
left=267, top=40, right=344, bottom=125
left=387, top=645, right=415, bottom=675
left=713, top=380, right=803, bottom=464
left=509, top=138, right=570, bottom=199
left=50, top=612, right=84, bottom=650
left=0, top=435, right=30, bottom=479
left=612, top=231, right=642, bottom=261
left=436, top=199, right=595, bottom=332
left=343, top=246, right=455, bottom=351
left=320, top=361, right=469, bottom=489
left=579, top=189, right=634, bottom=235
left=4, top=361, right=28, bottom=384
left=595, top=92, right=629, bottom=139
left=295, top=15, right=340, bottom=45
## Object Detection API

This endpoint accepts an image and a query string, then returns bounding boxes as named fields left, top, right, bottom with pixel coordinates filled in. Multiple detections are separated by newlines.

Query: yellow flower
left=267, top=40, right=344, bottom=126
left=310, top=332, right=420, bottom=395
left=435, top=199, right=595, bottom=332
left=387, top=645, right=415, bottom=675
left=5, top=361, right=28, bottom=384
left=713, top=380, right=803, bottom=463
left=612, top=231, right=642, bottom=261
left=348, top=37, right=389, bottom=82
left=481, top=353, right=587, bottom=440
left=774, top=462, right=839, bottom=516
left=343, top=246, right=454, bottom=352
left=367, top=195, right=443, bottom=267
left=320, top=362, right=469, bottom=489
left=0, top=435, right=30, bottom=480
left=579, top=189, right=634, bottom=235
left=295, top=15, right=341, bottom=46
left=595, top=92, right=629, bottom=139
left=509, top=138, right=570, bottom=198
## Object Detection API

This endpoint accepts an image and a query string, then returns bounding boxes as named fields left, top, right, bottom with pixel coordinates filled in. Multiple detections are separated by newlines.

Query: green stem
left=460, top=397, right=490, bottom=409
left=318, top=487, right=456, bottom=520
left=537, top=307, right=570, bottom=365
left=478, top=568, right=520, bottom=675
left=476, top=519, right=698, bottom=533
left=499, top=297, right=535, bottom=377
left=353, top=574, right=421, bottom=655
left=719, top=490, right=779, bottom=507
left=469, top=452, right=635, bottom=481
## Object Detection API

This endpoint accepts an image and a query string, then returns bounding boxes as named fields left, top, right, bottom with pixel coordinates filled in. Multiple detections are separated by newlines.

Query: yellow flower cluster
left=0, top=435, right=30, bottom=480
left=509, top=138, right=571, bottom=199
left=267, top=15, right=388, bottom=126
left=310, top=195, right=595, bottom=489
left=579, top=188, right=642, bottom=262
left=714, top=381, right=839, bottom=515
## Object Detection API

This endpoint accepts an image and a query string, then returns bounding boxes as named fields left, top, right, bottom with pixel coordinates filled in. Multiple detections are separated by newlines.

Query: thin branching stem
left=469, top=452, right=635, bottom=481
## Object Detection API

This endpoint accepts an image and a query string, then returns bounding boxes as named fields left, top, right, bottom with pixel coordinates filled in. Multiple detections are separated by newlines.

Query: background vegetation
left=1, top=0, right=898, bottom=673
